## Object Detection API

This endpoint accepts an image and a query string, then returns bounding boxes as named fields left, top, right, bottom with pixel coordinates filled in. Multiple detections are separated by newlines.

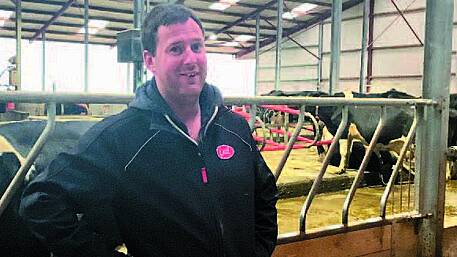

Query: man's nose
left=182, top=47, right=198, bottom=64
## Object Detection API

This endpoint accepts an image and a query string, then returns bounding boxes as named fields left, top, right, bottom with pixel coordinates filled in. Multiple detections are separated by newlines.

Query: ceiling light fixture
left=0, top=10, right=13, bottom=19
left=88, top=19, right=109, bottom=28
left=78, top=27, right=98, bottom=34
left=220, top=0, right=240, bottom=5
left=282, top=12, right=296, bottom=20
left=222, top=41, right=239, bottom=47
left=291, top=3, right=317, bottom=16
left=208, top=33, right=218, bottom=40
left=0, top=10, right=13, bottom=27
left=209, top=2, right=231, bottom=11
left=78, top=19, right=109, bottom=35
left=234, top=34, right=254, bottom=42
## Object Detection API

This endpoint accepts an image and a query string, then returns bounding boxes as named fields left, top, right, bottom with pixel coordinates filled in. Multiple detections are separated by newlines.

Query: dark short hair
left=142, top=4, right=205, bottom=55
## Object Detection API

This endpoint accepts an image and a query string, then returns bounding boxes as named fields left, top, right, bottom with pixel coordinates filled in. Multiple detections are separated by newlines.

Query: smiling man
left=20, top=4, right=278, bottom=257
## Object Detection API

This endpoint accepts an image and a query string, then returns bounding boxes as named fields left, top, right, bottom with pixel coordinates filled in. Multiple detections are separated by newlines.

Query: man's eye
left=169, top=46, right=183, bottom=55
left=191, top=43, right=203, bottom=53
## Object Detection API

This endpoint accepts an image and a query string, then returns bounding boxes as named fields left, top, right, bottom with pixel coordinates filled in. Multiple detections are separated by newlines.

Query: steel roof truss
left=30, top=0, right=76, bottom=42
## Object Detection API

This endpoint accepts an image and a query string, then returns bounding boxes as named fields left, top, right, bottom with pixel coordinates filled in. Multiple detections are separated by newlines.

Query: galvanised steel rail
left=300, top=106, right=349, bottom=232
left=273, top=106, right=306, bottom=181
left=280, top=212, right=430, bottom=244
left=342, top=106, right=387, bottom=225
left=0, top=91, right=439, bottom=244
left=0, top=91, right=438, bottom=106
left=380, top=113, right=418, bottom=218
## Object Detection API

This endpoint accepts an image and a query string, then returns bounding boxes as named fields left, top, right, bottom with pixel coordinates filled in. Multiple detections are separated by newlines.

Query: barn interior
left=0, top=0, right=456, bottom=256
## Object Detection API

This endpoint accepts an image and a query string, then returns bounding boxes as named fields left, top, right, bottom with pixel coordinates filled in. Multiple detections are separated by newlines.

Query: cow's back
left=0, top=119, right=98, bottom=256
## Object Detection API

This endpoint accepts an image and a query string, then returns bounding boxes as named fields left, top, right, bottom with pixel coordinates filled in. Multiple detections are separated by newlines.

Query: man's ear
left=143, top=50, right=156, bottom=73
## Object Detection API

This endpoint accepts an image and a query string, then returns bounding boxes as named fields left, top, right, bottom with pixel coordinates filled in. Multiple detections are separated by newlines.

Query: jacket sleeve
left=19, top=130, right=124, bottom=257
left=252, top=137, right=279, bottom=257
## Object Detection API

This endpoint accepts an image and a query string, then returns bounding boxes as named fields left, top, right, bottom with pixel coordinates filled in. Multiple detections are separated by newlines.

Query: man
left=19, top=4, right=278, bottom=257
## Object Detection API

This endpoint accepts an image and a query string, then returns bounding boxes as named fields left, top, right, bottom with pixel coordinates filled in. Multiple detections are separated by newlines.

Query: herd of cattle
left=0, top=89, right=456, bottom=256
left=262, top=88, right=457, bottom=184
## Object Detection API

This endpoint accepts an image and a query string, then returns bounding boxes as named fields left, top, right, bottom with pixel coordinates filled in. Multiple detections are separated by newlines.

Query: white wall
left=248, top=0, right=457, bottom=96
left=0, top=38, right=129, bottom=93
left=206, top=54, right=255, bottom=96
left=0, top=38, right=255, bottom=96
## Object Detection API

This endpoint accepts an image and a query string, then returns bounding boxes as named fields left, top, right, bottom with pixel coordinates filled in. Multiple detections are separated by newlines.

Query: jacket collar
left=129, top=78, right=224, bottom=133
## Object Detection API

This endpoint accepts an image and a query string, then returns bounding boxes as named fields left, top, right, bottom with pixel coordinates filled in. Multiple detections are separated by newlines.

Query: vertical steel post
left=274, top=0, right=283, bottom=90
left=42, top=32, right=46, bottom=91
left=15, top=0, right=21, bottom=91
left=359, top=0, right=370, bottom=93
left=416, top=0, right=453, bottom=256
left=255, top=14, right=260, bottom=96
left=250, top=14, right=261, bottom=131
left=133, top=0, right=144, bottom=92
left=317, top=22, right=323, bottom=91
left=145, top=0, right=150, bottom=85
left=329, top=0, right=342, bottom=95
left=366, top=0, right=375, bottom=91
left=126, top=63, right=131, bottom=93
left=84, top=0, right=89, bottom=93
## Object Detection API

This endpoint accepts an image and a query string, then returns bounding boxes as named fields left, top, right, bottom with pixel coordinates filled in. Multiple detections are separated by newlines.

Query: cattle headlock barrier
left=0, top=91, right=455, bottom=256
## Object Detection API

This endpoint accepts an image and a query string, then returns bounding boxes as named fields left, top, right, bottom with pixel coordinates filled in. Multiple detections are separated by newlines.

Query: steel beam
left=168, top=0, right=185, bottom=4
left=359, top=0, right=370, bottom=92
left=0, top=5, right=278, bottom=33
left=391, top=0, right=423, bottom=46
left=416, top=0, right=454, bottom=256
left=317, top=22, right=323, bottom=90
left=42, top=32, right=45, bottom=91
left=15, top=0, right=21, bottom=91
left=0, top=92, right=435, bottom=106
left=262, top=18, right=319, bottom=60
left=283, top=0, right=331, bottom=7
left=236, top=0, right=363, bottom=58
left=328, top=0, right=342, bottom=95
left=3, top=17, right=273, bottom=38
left=366, top=0, right=374, bottom=90
left=255, top=14, right=260, bottom=96
left=30, top=0, right=76, bottom=42
left=274, top=0, right=283, bottom=91
left=2, top=26, right=117, bottom=39
left=21, top=0, right=130, bottom=14
left=84, top=0, right=89, bottom=93
left=133, top=0, right=144, bottom=91
left=213, top=0, right=277, bottom=36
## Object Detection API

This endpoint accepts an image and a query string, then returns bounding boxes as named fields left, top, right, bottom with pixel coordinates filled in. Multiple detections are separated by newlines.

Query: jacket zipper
left=164, top=109, right=224, bottom=256
left=201, top=167, right=208, bottom=184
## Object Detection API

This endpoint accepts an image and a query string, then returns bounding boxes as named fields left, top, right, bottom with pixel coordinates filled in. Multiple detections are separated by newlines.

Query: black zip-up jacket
left=19, top=80, right=278, bottom=257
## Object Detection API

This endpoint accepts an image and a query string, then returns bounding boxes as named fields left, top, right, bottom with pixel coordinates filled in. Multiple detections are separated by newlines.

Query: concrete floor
left=262, top=147, right=357, bottom=198
left=260, top=148, right=457, bottom=234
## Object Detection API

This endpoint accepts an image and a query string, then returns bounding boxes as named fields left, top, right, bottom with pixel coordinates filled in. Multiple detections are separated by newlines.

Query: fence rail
left=0, top=91, right=440, bottom=245
left=0, top=91, right=438, bottom=106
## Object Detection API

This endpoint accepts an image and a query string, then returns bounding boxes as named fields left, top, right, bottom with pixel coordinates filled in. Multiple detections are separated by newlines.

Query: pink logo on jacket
left=216, top=145, right=235, bottom=160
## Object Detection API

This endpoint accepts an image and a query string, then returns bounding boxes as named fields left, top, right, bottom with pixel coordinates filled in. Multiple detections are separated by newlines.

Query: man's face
left=144, top=18, right=207, bottom=104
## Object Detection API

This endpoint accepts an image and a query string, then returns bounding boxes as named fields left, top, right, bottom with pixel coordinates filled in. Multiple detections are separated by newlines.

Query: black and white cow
left=447, top=93, right=457, bottom=180
left=319, top=89, right=416, bottom=179
left=262, top=88, right=416, bottom=185
left=0, top=120, right=97, bottom=256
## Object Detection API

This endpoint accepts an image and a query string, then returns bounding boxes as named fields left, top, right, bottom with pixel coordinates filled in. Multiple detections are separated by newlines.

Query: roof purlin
left=236, top=0, right=364, bottom=58
left=30, top=0, right=76, bottom=42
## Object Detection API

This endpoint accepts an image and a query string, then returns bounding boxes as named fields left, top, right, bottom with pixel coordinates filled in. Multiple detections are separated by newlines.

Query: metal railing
left=0, top=92, right=440, bottom=243
left=0, top=102, right=56, bottom=216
